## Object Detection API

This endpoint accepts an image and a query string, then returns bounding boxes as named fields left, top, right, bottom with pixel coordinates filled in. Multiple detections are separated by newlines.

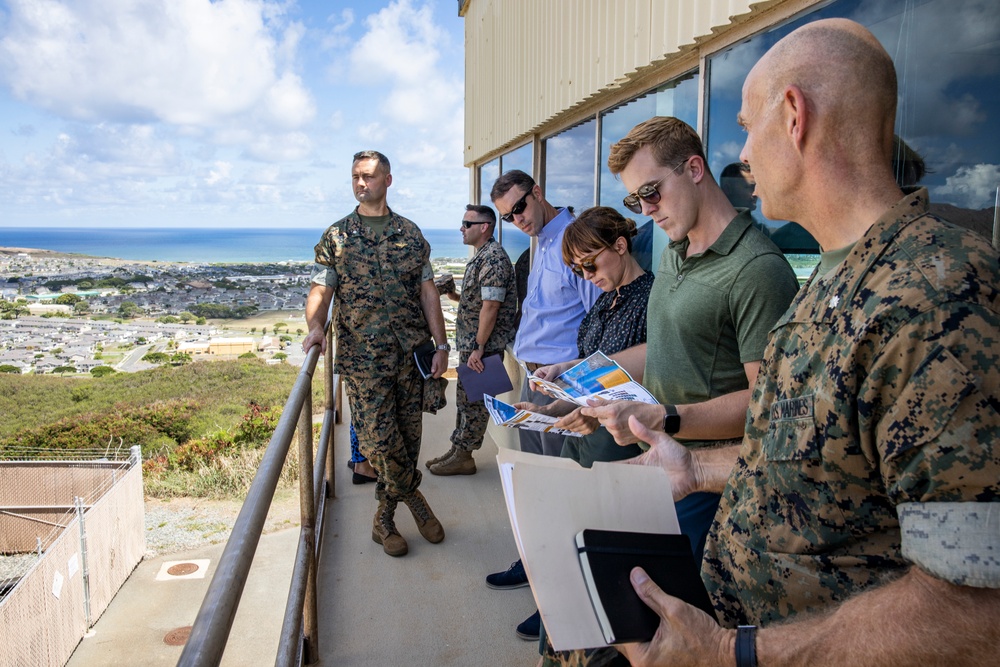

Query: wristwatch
left=735, top=625, right=757, bottom=667
left=661, top=404, right=681, bottom=434
left=436, top=343, right=451, bottom=352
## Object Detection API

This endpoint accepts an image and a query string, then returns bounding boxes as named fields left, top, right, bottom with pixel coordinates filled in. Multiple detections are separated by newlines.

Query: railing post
left=75, top=496, right=92, bottom=629
left=324, top=327, right=336, bottom=498
left=297, top=386, right=319, bottom=663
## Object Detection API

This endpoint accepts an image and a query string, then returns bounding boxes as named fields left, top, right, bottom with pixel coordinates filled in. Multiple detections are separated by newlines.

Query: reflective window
left=478, top=158, right=499, bottom=207
left=544, top=118, right=597, bottom=213
left=498, top=143, right=533, bottom=261
left=598, top=73, right=699, bottom=272
left=706, top=0, right=1000, bottom=280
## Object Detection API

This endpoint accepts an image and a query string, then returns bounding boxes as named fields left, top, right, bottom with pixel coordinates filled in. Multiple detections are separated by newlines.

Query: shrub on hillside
left=0, top=399, right=199, bottom=456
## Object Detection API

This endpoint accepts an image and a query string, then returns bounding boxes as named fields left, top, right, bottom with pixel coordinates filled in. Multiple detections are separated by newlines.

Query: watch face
left=662, top=406, right=681, bottom=434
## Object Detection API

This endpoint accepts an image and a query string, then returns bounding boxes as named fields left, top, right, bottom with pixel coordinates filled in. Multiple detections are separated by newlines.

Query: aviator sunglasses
left=569, top=246, right=608, bottom=277
left=622, top=158, right=688, bottom=213
left=500, top=188, right=533, bottom=222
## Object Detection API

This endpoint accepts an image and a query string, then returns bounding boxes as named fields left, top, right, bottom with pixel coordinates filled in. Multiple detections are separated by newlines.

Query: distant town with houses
left=0, top=247, right=464, bottom=375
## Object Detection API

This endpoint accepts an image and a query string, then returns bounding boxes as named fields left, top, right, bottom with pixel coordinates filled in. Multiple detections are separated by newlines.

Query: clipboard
left=456, top=352, right=513, bottom=402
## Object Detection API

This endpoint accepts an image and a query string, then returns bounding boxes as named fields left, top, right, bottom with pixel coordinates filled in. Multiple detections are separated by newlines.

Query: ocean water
left=0, top=226, right=529, bottom=264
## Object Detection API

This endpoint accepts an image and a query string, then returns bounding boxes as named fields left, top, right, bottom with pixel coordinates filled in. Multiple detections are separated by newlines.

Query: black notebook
left=575, top=529, right=718, bottom=644
left=413, top=341, right=436, bottom=379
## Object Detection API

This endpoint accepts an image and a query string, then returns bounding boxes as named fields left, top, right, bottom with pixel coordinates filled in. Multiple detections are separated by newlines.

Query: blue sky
left=0, top=0, right=467, bottom=230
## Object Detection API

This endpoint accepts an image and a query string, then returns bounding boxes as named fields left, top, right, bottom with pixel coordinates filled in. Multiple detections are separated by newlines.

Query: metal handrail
left=177, top=330, right=339, bottom=667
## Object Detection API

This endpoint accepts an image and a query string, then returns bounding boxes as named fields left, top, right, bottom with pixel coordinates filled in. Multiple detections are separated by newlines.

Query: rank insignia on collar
left=829, top=295, right=840, bottom=308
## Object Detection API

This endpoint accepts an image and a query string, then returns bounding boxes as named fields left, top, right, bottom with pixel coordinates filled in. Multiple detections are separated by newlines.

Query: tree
left=179, top=311, right=195, bottom=323
left=273, top=321, right=288, bottom=333
left=273, top=352, right=288, bottom=361
left=239, top=351, right=257, bottom=359
left=0, top=364, right=20, bottom=374
left=142, top=352, right=169, bottom=364
left=90, top=366, right=116, bottom=377
left=158, top=315, right=179, bottom=324
left=74, top=300, right=90, bottom=313
left=170, top=352, right=192, bottom=365
left=55, top=293, right=82, bottom=305
left=52, top=365, right=77, bottom=374
left=196, top=317, right=206, bottom=325
left=296, top=328, right=304, bottom=336
left=118, top=301, right=141, bottom=319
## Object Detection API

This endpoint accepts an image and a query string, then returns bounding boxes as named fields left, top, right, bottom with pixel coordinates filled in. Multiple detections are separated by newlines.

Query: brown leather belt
left=524, top=362, right=545, bottom=372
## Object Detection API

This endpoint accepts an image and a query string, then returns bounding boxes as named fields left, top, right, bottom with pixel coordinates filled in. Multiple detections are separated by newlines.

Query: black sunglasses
left=622, top=159, right=688, bottom=214
left=462, top=219, right=488, bottom=228
left=569, top=247, right=608, bottom=277
left=500, top=188, right=533, bottom=222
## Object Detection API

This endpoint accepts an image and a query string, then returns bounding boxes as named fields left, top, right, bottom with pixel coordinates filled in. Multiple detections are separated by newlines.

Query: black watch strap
left=736, top=625, right=757, bottom=667
left=661, top=403, right=681, bottom=434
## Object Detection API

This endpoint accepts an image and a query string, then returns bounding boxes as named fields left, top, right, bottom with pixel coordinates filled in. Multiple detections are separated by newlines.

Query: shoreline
left=0, top=245, right=470, bottom=267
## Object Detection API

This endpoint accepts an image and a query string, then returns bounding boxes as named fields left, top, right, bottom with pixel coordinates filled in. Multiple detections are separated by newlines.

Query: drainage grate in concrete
left=163, top=626, right=192, bottom=646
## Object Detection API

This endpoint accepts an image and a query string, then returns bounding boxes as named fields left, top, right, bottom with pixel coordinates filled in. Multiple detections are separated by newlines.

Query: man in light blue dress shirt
left=490, top=170, right=601, bottom=457
left=486, top=169, right=601, bottom=642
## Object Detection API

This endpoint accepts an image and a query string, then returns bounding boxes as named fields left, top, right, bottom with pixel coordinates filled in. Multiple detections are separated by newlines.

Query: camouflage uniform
left=313, top=208, right=435, bottom=501
left=703, top=188, right=1000, bottom=627
left=451, top=237, right=517, bottom=451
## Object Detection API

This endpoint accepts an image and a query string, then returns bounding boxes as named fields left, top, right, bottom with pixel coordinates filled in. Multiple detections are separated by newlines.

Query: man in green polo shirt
left=578, top=116, right=799, bottom=557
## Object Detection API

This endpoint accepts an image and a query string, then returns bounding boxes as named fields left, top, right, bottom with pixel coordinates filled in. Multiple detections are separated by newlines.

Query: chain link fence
left=0, top=446, right=145, bottom=667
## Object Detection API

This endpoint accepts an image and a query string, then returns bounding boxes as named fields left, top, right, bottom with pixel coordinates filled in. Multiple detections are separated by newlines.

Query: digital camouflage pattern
left=314, top=208, right=434, bottom=375
left=703, top=188, right=1000, bottom=627
left=314, top=208, right=434, bottom=501
left=540, top=645, right=628, bottom=667
left=453, top=237, right=517, bottom=354
left=450, top=237, right=516, bottom=452
left=344, top=363, right=424, bottom=501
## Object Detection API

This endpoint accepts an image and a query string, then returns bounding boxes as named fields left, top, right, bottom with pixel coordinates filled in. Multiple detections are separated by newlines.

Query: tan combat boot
left=424, top=445, right=456, bottom=469
left=402, top=490, right=445, bottom=543
left=371, top=499, right=408, bottom=557
left=428, top=448, right=476, bottom=476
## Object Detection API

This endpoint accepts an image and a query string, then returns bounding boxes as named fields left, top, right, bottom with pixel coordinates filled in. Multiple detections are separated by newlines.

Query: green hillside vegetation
left=0, top=358, right=323, bottom=498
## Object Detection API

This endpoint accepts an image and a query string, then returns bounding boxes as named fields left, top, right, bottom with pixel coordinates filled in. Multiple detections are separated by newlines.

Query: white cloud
left=349, top=0, right=463, bottom=129
left=0, top=0, right=315, bottom=132
left=321, top=9, right=355, bottom=50
left=244, top=132, right=312, bottom=162
left=933, top=163, right=1000, bottom=210
left=205, top=162, right=232, bottom=186
left=358, top=123, right=387, bottom=142
left=711, top=141, right=745, bottom=168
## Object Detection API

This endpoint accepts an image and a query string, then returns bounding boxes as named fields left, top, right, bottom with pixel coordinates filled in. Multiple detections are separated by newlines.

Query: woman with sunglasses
left=515, top=205, right=653, bottom=666
left=516, top=205, right=653, bottom=465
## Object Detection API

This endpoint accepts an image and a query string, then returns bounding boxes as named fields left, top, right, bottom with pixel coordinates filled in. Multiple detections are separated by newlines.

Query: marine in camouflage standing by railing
left=303, top=150, right=449, bottom=558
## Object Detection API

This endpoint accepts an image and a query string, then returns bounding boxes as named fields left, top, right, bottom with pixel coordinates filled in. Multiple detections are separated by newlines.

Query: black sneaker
left=515, top=609, right=540, bottom=641
left=486, top=559, right=529, bottom=590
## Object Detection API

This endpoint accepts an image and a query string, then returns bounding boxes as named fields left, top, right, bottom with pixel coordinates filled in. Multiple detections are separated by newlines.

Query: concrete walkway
left=68, top=381, right=540, bottom=666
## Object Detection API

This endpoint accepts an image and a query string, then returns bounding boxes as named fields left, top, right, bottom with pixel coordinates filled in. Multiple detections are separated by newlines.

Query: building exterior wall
left=463, top=0, right=796, bottom=166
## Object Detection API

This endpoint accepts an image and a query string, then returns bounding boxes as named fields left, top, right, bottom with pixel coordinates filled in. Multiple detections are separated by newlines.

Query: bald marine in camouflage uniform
left=303, top=150, right=449, bottom=558
left=426, top=204, right=517, bottom=475
left=617, top=19, right=999, bottom=667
